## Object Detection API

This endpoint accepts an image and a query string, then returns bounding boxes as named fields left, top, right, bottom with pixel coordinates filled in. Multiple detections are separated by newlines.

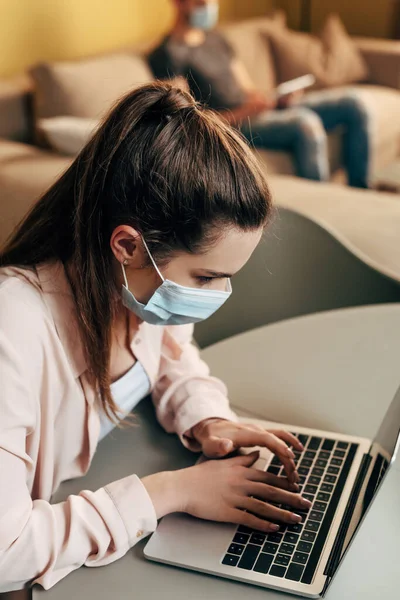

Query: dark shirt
left=148, top=31, right=246, bottom=111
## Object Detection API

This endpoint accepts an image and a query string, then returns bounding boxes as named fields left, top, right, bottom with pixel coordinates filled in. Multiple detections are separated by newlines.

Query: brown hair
left=0, top=81, right=272, bottom=420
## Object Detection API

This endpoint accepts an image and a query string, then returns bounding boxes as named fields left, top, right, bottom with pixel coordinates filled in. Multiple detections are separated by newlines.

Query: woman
left=0, top=82, right=310, bottom=591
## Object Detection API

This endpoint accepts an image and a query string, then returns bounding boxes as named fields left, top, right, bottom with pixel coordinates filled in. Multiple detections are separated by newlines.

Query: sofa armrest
left=353, top=37, right=400, bottom=89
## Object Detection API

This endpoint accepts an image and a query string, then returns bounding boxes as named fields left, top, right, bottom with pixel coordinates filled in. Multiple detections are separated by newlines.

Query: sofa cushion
left=30, top=53, right=154, bottom=119
left=267, top=14, right=368, bottom=88
left=219, top=13, right=286, bottom=96
left=38, top=116, right=98, bottom=155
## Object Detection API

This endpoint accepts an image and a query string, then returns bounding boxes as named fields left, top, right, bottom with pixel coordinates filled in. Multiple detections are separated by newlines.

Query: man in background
left=149, top=0, right=370, bottom=188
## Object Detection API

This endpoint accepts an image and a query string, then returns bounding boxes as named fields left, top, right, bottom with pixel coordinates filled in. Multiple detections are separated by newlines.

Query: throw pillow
left=38, top=116, right=98, bottom=155
left=266, top=13, right=368, bottom=88
left=219, top=10, right=287, bottom=96
left=30, top=53, right=154, bottom=120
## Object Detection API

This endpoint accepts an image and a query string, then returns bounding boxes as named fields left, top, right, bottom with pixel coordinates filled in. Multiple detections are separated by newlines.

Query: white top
left=99, top=361, right=151, bottom=440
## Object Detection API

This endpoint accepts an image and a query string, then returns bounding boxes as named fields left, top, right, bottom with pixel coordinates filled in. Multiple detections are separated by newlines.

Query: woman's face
left=111, top=225, right=263, bottom=305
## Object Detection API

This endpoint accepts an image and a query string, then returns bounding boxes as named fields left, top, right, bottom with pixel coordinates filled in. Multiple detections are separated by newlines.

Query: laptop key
left=324, top=475, right=337, bottom=484
left=298, top=467, right=309, bottom=476
left=304, top=450, right=316, bottom=459
left=308, top=437, right=322, bottom=450
left=298, top=541, right=312, bottom=553
left=334, top=449, right=345, bottom=458
left=271, top=456, right=282, bottom=466
left=285, top=562, right=305, bottom=581
left=301, top=530, right=316, bottom=542
left=337, top=441, right=349, bottom=449
left=309, top=510, right=324, bottom=522
left=317, top=492, right=331, bottom=502
left=269, top=565, right=286, bottom=578
left=293, top=552, right=309, bottom=565
left=274, top=553, right=290, bottom=567
left=312, top=467, right=324, bottom=477
left=250, top=533, right=266, bottom=545
left=267, top=466, right=280, bottom=476
left=287, top=523, right=303, bottom=533
left=233, top=533, right=250, bottom=545
left=308, top=476, right=321, bottom=486
left=283, top=532, right=299, bottom=545
left=280, top=543, right=295, bottom=555
left=299, top=459, right=313, bottom=468
left=331, top=458, right=343, bottom=466
left=318, top=451, right=331, bottom=460
left=222, top=554, right=240, bottom=567
left=298, top=434, right=309, bottom=446
left=267, top=532, right=283, bottom=543
left=313, top=501, right=327, bottom=512
left=253, top=552, right=274, bottom=574
left=237, top=544, right=260, bottom=570
left=228, top=543, right=245, bottom=555
left=305, top=520, right=320, bottom=532
left=321, top=483, right=334, bottom=493
left=237, top=525, right=252, bottom=534
left=262, top=542, right=279, bottom=554
left=327, top=466, right=340, bottom=475
left=304, top=484, right=318, bottom=494
left=302, top=494, right=315, bottom=503
left=315, top=459, right=327, bottom=468
left=322, top=439, right=335, bottom=451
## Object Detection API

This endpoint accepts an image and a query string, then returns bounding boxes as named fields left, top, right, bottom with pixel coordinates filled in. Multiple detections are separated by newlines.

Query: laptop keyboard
left=222, top=434, right=358, bottom=584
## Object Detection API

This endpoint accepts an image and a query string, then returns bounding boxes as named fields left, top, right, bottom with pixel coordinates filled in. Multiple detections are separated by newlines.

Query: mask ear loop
left=141, top=236, right=165, bottom=282
left=121, top=262, right=129, bottom=288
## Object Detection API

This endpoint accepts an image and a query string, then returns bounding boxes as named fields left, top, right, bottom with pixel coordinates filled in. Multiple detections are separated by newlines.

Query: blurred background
left=0, top=0, right=398, bottom=78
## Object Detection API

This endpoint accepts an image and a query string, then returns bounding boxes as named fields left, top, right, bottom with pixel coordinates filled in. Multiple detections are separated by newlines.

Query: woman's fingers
left=229, top=509, right=279, bottom=533
left=246, top=468, right=299, bottom=492
left=268, top=429, right=304, bottom=452
left=228, top=429, right=297, bottom=482
left=246, top=482, right=312, bottom=511
left=239, top=496, right=304, bottom=525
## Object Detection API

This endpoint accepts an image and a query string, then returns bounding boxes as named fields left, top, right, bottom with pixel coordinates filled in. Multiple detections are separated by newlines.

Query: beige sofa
left=0, top=16, right=400, bottom=286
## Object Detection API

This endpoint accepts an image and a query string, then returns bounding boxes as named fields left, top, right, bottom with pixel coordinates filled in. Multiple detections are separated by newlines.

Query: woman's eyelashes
left=196, top=276, right=214, bottom=285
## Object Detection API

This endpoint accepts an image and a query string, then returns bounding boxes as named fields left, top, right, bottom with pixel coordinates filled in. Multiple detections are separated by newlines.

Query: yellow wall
left=0, top=0, right=273, bottom=78
left=277, top=0, right=393, bottom=38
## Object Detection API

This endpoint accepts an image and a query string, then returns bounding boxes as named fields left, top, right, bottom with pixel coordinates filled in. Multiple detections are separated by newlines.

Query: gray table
left=34, top=304, right=400, bottom=600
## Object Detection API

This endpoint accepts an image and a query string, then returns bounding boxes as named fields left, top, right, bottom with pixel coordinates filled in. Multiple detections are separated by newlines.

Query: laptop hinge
left=322, top=452, right=372, bottom=595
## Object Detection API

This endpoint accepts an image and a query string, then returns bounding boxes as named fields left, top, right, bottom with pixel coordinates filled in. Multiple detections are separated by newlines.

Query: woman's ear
left=110, top=226, right=146, bottom=268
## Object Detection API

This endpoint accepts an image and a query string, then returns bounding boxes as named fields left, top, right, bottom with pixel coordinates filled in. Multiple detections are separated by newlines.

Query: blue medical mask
left=121, top=237, right=232, bottom=326
left=189, top=2, right=219, bottom=30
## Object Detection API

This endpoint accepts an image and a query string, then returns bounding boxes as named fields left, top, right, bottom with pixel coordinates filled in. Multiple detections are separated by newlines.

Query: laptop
left=144, top=384, right=400, bottom=597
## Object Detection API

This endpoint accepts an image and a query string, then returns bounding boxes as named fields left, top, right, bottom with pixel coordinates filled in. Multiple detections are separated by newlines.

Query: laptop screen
left=328, top=383, right=400, bottom=585
left=371, top=383, right=400, bottom=462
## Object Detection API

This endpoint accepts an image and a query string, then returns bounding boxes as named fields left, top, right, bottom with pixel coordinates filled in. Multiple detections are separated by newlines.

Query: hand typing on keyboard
left=172, top=451, right=312, bottom=533
left=190, top=418, right=302, bottom=485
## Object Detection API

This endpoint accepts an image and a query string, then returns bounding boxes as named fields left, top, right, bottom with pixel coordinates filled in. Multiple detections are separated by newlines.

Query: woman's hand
left=175, top=452, right=311, bottom=532
left=190, top=419, right=303, bottom=484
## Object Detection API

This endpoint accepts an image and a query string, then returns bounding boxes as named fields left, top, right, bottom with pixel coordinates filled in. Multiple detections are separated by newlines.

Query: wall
left=0, top=0, right=274, bottom=78
left=277, top=0, right=394, bottom=38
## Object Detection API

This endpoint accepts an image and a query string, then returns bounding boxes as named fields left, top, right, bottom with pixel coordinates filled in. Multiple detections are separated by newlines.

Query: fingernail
left=300, top=498, right=312, bottom=508
left=298, top=443, right=305, bottom=451
left=291, top=513, right=302, bottom=523
left=270, top=524, right=280, bottom=531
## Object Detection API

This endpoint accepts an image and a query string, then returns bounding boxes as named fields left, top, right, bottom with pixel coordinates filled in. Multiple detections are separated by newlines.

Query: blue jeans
left=241, top=89, right=371, bottom=188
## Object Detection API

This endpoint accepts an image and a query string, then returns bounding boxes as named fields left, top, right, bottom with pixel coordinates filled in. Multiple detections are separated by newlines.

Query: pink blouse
left=0, top=261, right=237, bottom=592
